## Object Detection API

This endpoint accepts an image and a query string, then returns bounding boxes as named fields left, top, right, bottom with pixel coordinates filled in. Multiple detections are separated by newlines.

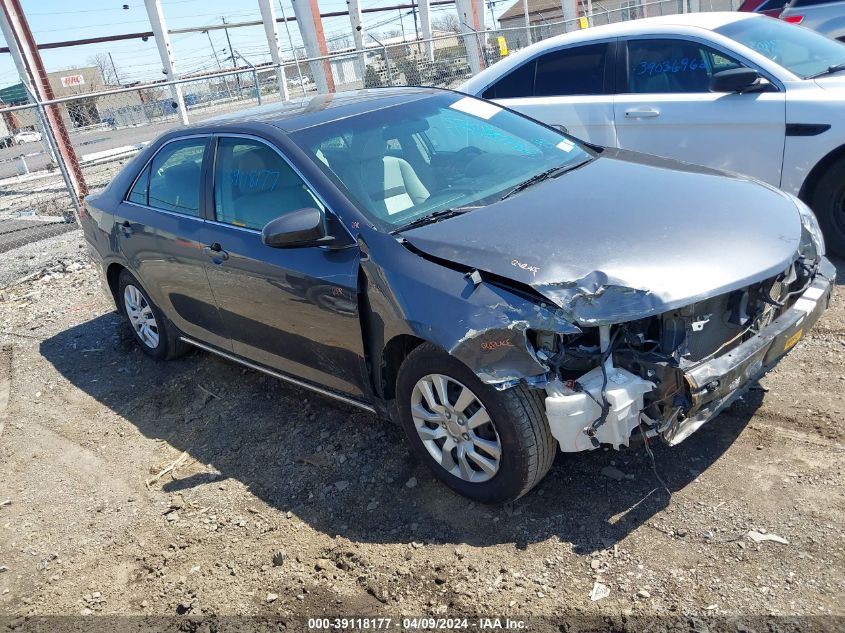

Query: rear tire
left=117, top=270, right=186, bottom=361
left=810, top=157, right=845, bottom=256
left=396, top=343, right=555, bottom=504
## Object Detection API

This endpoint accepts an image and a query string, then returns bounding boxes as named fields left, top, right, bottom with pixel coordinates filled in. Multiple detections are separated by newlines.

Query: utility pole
left=108, top=52, right=122, bottom=85
left=399, top=9, right=406, bottom=41
left=221, top=16, right=243, bottom=97
left=202, top=29, right=233, bottom=99
left=411, top=0, right=419, bottom=41
left=203, top=30, right=224, bottom=70
left=0, top=0, right=87, bottom=199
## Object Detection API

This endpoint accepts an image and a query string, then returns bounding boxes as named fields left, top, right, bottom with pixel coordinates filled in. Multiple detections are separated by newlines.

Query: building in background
left=0, top=66, right=142, bottom=131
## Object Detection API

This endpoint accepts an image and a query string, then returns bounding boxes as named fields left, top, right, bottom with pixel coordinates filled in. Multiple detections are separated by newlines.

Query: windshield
left=289, top=93, right=594, bottom=231
left=716, top=16, right=845, bottom=79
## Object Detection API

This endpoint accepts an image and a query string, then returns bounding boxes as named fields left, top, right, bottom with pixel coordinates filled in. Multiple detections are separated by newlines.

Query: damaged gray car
left=81, top=87, right=835, bottom=503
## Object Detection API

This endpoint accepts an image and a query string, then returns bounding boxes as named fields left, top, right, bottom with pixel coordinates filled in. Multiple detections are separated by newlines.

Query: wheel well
left=799, top=144, right=845, bottom=204
left=381, top=334, right=426, bottom=401
left=105, top=263, right=126, bottom=308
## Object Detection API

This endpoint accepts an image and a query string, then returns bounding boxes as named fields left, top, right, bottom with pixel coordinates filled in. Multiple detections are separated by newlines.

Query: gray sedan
left=81, top=87, right=834, bottom=503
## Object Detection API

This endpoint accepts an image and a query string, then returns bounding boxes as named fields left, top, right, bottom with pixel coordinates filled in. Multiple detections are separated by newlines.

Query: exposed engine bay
left=538, top=256, right=831, bottom=452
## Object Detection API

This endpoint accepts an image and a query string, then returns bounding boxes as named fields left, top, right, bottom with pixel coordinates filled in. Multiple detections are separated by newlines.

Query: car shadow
left=41, top=310, right=763, bottom=554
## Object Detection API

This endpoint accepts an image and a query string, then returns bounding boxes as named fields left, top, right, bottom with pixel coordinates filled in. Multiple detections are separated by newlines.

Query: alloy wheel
left=123, top=284, right=160, bottom=349
left=410, top=374, right=502, bottom=483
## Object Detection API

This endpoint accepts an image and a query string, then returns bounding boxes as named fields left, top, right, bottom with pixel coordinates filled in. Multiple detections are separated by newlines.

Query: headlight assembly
left=790, top=194, right=825, bottom=258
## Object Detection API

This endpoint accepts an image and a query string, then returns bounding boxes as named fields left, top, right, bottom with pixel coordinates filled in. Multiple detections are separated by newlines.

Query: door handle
left=203, top=242, right=229, bottom=262
left=624, top=107, right=660, bottom=119
left=120, top=220, right=133, bottom=236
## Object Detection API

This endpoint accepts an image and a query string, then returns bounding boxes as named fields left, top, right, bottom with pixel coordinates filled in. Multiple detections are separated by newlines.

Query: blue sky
left=0, top=0, right=513, bottom=87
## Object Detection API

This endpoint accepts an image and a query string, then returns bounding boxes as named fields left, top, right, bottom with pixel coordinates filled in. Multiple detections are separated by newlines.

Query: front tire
left=117, top=270, right=186, bottom=361
left=810, top=156, right=845, bottom=256
left=396, top=343, right=555, bottom=504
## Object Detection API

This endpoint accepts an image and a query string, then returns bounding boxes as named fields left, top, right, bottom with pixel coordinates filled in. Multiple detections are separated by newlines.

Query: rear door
left=613, top=37, right=786, bottom=185
left=481, top=41, right=618, bottom=146
left=200, top=134, right=368, bottom=398
left=117, top=136, right=230, bottom=350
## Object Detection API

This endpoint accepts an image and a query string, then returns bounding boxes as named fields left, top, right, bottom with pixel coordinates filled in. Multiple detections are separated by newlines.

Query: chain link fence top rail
left=0, top=0, right=739, bottom=258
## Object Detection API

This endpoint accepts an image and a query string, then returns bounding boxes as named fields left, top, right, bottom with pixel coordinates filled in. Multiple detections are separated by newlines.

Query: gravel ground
left=0, top=233, right=843, bottom=630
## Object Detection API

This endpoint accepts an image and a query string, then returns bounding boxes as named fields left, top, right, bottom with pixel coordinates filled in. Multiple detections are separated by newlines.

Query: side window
left=147, top=138, right=207, bottom=216
left=534, top=43, right=611, bottom=96
left=481, top=61, right=536, bottom=99
left=213, top=137, right=322, bottom=231
left=127, top=164, right=150, bottom=205
left=627, top=39, right=744, bottom=94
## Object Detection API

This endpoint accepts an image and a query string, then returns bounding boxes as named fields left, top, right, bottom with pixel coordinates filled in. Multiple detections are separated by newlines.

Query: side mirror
left=261, top=207, right=331, bottom=248
left=710, top=68, right=761, bottom=93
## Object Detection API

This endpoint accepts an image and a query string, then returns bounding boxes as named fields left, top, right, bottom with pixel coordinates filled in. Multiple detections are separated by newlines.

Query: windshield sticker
left=449, top=97, right=502, bottom=120
left=556, top=140, right=575, bottom=153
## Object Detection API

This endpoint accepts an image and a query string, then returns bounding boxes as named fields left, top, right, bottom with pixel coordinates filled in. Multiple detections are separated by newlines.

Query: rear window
left=534, top=44, right=611, bottom=96
left=482, top=43, right=611, bottom=99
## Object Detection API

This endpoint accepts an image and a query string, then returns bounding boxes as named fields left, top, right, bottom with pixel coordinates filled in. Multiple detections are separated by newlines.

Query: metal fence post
left=383, top=46, right=393, bottom=86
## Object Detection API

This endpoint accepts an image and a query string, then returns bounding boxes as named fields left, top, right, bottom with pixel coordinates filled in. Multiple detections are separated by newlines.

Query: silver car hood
left=401, top=149, right=803, bottom=325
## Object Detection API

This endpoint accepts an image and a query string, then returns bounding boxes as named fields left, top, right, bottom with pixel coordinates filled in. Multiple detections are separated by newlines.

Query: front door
left=614, top=37, right=786, bottom=186
left=201, top=135, right=368, bottom=397
left=118, top=136, right=230, bottom=351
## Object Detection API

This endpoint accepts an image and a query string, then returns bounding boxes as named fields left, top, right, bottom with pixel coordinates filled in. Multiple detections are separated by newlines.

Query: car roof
left=196, top=86, right=441, bottom=133
left=550, top=10, right=755, bottom=39
left=461, top=12, right=761, bottom=93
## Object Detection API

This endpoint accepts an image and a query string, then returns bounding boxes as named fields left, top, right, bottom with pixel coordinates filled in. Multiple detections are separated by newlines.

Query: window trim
left=620, top=34, right=785, bottom=94
left=208, top=132, right=352, bottom=242
left=123, top=133, right=212, bottom=219
left=477, top=37, right=619, bottom=99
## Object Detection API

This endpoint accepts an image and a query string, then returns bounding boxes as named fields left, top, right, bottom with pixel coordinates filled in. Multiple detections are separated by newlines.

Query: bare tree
left=432, top=13, right=461, bottom=34
left=328, top=35, right=353, bottom=52
left=88, top=53, right=121, bottom=86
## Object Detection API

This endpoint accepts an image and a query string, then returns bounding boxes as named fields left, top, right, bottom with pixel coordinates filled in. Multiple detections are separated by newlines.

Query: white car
left=14, top=130, right=42, bottom=145
left=461, top=12, right=845, bottom=254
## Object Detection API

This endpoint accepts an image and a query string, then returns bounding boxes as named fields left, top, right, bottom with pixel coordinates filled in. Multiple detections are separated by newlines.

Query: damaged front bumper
left=544, top=257, right=835, bottom=452
left=663, top=256, right=835, bottom=445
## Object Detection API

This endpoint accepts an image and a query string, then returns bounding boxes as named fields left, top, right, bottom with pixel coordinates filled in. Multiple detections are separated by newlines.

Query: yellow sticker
left=497, top=36, right=508, bottom=57
left=579, top=17, right=589, bottom=29
left=784, top=329, right=803, bottom=351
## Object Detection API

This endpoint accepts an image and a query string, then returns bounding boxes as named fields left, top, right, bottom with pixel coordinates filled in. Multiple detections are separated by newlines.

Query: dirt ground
left=0, top=231, right=844, bottom=630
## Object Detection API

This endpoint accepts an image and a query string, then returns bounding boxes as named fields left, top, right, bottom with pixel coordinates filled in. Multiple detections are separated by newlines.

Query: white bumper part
left=544, top=366, right=655, bottom=452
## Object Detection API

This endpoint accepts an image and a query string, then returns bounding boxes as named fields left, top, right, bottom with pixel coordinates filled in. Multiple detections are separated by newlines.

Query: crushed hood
left=400, top=148, right=803, bottom=325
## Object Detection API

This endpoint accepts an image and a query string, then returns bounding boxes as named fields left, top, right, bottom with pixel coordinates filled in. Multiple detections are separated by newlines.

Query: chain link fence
left=0, top=0, right=737, bottom=259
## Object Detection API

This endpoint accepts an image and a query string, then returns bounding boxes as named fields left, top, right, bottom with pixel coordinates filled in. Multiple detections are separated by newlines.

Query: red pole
left=309, top=0, right=335, bottom=93
left=0, top=0, right=88, bottom=198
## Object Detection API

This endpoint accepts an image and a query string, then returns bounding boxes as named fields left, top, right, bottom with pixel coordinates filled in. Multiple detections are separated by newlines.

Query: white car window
left=481, top=43, right=611, bottom=99
left=626, top=39, right=743, bottom=93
